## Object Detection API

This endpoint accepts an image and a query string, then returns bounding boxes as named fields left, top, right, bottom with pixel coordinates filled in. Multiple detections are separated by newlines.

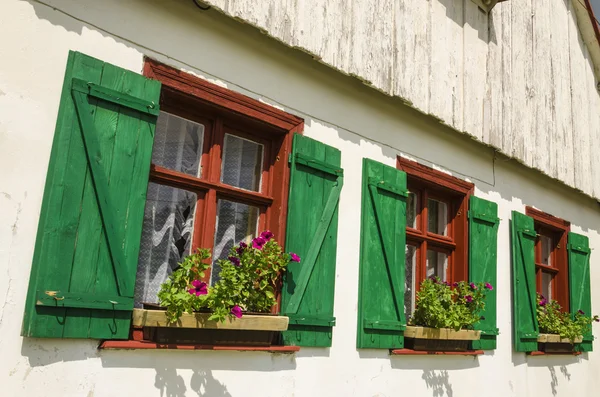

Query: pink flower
left=452, top=282, right=459, bottom=287
left=252, top=237, right=267, bottom=250
left=469, top=282, right=477, bottom=290
left=260, top=230, right=274, bottom=241
left=231, top=305, right=243, bottom=319
left=236, top=242, right=247, bottom=255
left=188, top=280, right=208, bottom=296
left=228, top=256, right=241, bottom=266
left=290, top=253, right=301, bottom=262
left=485, top=282, right=493, bottom=290
left=465, top=295, right=473, bottom=303
left=539, top=298, right=548, bottom=307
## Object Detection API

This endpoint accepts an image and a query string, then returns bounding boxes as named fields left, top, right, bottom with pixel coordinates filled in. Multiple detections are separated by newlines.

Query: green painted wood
left=35, top=291, right=134, bottom=310
left=357, top=158, right=407, bottom=349
left=71, top=78, right=159, bottom=116
left=568, top=232, right=594, bottom=352
left=468, top=196, right=499, bottom=350
left=511, top=211, right=539, bottom=352
left=282, top=134, right=342, bottom=347
left=21, top=51, right=161, bottom=339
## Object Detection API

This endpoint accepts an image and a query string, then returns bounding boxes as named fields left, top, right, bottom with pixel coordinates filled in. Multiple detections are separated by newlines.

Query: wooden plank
left=132, top=309, right=289, bottom=331
left=538, top=334, right=583, bottom=344
left=485, top=2, right=504, bottom=148
left=500, top=1, right=514, bottom=157
left=464, top=0, right=488, bottom=141
left=404, top=326, right=481, bottom=340
left=429, top=0, right=463, bottom=129
left=551, top=0, right=575, bottom=185
left=35, top=291, right=133, bottom=311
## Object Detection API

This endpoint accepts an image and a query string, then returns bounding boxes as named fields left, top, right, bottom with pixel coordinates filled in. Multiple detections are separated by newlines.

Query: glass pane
left=427, top=198, right=448, bottom=236
left=221, top=134, right=264, bottom=192
left=407, top=192, right=418, bottom=229
left=211, top=200, right=260, bottom=283
left=542, top=272, right=553, bottom=300
left=426, top=250, right=448, bottom=281
left=134, top=183, right=197, bottom=306
left=152, top=112, right=204, bottom=177
left=405, top=245, right=417, bottom=322
left=540, top=235, right=553, bottom=266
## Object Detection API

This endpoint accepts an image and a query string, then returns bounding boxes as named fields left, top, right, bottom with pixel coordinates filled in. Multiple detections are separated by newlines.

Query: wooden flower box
left=404, top=326, right=481, bottom=351
left=537, top=333, right=582, bottom=353
left=132, top=308, right=289, bottom=346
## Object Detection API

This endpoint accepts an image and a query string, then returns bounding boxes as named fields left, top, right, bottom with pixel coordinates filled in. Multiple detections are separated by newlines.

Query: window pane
left=152, top=112, right=204, bottom=177
left=542, top=271, right=553, bottom=300
left=427, top=198, right=448, bottom=236
left=221, top=134, right=264, bottom=192
left=405, top=245, right=417, bottom=322
left=426, top=250, right=448, bottom=281
left=407, top=192, right=418, bottom=229
left=134, top=183, right=197, bottom=306
left=211, top=200, right=260, bottom=283
left=541, top=235, right=553, bottom=266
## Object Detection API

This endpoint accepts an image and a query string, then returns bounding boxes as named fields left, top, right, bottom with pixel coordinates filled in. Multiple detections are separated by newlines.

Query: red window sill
left=99, top=340, right=300, bottom=353
left=527, top=351, right=581, bottom=356
left=390, top=348, right=484, bottom=356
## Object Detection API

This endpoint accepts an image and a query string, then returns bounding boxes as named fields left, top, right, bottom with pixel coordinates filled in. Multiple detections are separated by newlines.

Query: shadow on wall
left=526, top=357, right=578, bottom=397
left=154, top=367, right=233, bottom=397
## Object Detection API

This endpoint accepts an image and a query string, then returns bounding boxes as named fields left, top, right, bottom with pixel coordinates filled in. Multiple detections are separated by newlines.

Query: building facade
left=1, top=0, right=600, bottom=396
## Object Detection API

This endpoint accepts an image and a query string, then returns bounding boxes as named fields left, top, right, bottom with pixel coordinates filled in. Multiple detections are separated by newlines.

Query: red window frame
left=525, top=207, right=570, bottom=310
left=397, top=157, right=473, bottom=294
left=143, top=58, right=304, bottom=283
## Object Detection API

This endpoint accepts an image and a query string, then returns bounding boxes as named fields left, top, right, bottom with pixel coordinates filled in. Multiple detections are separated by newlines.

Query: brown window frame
left=525, top=207, right=570, bottom=311
left=397, top=157, right=474, bottom=293
left=143, top=58, right=304, bottom=283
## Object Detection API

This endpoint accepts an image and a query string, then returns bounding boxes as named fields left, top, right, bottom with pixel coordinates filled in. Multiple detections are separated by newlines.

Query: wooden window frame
left=525, top=207, right=570, bottom=311
left=143, top=58, right=304, bottom=283
left=397, top=157, right=474, bottom=290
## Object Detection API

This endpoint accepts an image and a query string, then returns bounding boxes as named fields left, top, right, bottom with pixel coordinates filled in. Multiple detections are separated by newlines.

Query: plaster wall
left=1, top=1, right=599, bottom=396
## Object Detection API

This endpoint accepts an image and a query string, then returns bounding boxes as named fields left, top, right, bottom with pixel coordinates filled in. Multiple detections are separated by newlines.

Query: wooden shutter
left=357, top=159, right=407, bottom=349
left=511, top=211, right=539, bottom=352
left=568, top=232, right=594, bottom=352
left=469, top=196, right=499, bottom=350
left=21, top=51, right=161, bottom=339
left=281, top=134, right=342, bottom=347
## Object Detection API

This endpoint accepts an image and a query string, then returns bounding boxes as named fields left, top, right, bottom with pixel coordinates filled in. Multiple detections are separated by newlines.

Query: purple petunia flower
left=260, top=230, right=274, bottom=241
left=290, top=252, right=301, bottom=262
left=429, top=276, right=438, bottom=283
left=188, top=280, right=208, bottom=296
left=469, top=282, right=477, bottom=290
left=228, top=256, right=241, bottom=266
left=236, top=242, right=247, bottom=255
left=485, top=282, right=493, bottom=291
left=231, top=305, right=243, bottom=319
left=252, top=237, right=267, bottom=250
left=453, top=282, right=459, bottom=287
left=539, top=298, right=548, bottom=307
left=578, top=310, right=585, bottom=315
left=465, top=295, right=473, bottom=303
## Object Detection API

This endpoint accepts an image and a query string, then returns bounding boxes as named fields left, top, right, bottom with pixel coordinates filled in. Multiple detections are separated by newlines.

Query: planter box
left=132, top=308, right=289, bottom=331
left=537, top=334, right=582, bottom=344
left=404, top=326, right=481, bottom=352
left=132, top=308, right=289, bottom=346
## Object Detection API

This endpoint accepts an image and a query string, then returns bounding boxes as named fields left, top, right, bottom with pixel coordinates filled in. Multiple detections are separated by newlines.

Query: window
left=398, top=157, right=473, bottom=321
left=134, top=59, right=300, bottom=307
left=525, top=207, right=570, bottom=310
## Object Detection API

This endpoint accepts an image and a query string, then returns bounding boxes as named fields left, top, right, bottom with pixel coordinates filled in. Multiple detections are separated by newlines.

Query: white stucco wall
left=1, top=1, right=600, bottom=396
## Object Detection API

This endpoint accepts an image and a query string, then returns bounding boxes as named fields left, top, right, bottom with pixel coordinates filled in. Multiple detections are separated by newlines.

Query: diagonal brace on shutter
left=367, top=180, right=407, bottom=327
left=283, top=173, right=343, bottom=315
left=71, top=88, right=146, bottom=298
left=517, top=230, right=539, bottom=335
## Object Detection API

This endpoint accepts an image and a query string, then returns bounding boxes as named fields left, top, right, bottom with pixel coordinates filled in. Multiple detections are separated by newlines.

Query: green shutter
left=469, top=196, right=499, bottom=350
left=511, top=211, right=539, bottom=352
left=21, top=51, right=161, bottom=339
left=357, top=159, right=407, bottom=349
left=282, top=134, right=342, bottom=347
left=568, top=232, right=594, bottom=352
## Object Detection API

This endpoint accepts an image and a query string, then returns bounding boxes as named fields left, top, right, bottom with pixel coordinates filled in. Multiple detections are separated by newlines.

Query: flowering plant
left=409, top=277, right=493, bottom=331
left=536, top=294, right=599, bottom=343
left=157, top=231, right=299, bottom=324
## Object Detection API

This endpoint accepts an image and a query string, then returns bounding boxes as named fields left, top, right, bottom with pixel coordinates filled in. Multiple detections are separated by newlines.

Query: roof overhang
left=574, top=0, right=600, bottom=79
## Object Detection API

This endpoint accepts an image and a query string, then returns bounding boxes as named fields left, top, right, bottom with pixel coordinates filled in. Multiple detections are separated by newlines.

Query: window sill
left=527, top=351, right=581, bottom=356
left=99, top=340, right=300, bottom=353
left=390, top=348, right=484, bottom=356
